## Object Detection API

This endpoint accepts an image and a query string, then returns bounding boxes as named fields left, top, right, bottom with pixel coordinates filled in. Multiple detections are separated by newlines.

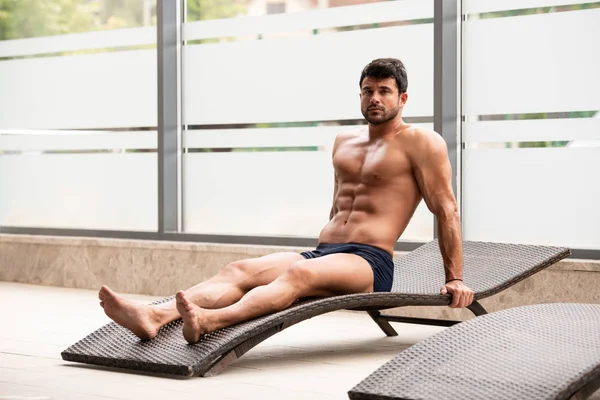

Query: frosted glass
left=463, top=147, right=600, bottom=248
left=183, top=151, right=334, bottom=237
left=0, top=154, right=157, bottom=230
left=0, top=130, right=156, bottom=151
left=184, top=0, right=432, bottom=40
left=465, top=0, right=593, bottom=14
left=463, top=118, right=600, bottom=143
left=0, top=26, right=156, bottom=58
left=463, top=9, right=600, bottom=115
left=0, top=50, right=157, bottom=129
left=183, top=25, right=433, bottom=125
left=184, top=126, right=361, bottom=149
left=183, top=126, right=434, bottom=240
left=185, top=125, right=435, bottom=147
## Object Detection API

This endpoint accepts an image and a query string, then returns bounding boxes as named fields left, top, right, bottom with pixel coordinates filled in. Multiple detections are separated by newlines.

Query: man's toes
left=99, top=287, right=111, bottom=301
left=176, top=299, right=187, bottom=312
left=183, top=301, right=195, bottom=315
left=176, top=292, right=190, bottom=315
left=178, top=291, right=192, bottom=306
left=102, top=286, right=116, bottom=299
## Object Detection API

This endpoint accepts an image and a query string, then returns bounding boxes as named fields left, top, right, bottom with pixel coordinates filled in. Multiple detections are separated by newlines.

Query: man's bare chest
left=333, top=140, right=411, bottom=185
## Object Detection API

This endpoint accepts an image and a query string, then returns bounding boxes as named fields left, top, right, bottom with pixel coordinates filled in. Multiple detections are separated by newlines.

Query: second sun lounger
left=61, top=240, right=570, bottom=377
left=348, top=303, right=600, bottom=400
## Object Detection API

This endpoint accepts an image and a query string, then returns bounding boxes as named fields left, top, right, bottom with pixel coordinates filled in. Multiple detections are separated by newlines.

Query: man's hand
left=440, top=280, right=474, bottom=308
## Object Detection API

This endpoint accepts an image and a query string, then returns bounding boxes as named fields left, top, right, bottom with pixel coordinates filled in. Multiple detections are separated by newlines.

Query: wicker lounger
left=348, top=303, right=600, bottom=400
left=61, top=240, right=570, bottom=377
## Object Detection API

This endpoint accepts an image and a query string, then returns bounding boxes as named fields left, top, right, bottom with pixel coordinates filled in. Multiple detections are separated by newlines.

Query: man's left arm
left=412, top=131, right=474, bottom=308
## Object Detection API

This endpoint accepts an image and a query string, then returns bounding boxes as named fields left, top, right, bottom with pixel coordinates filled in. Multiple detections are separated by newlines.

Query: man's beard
left=361, top=105, right=400, bottom=125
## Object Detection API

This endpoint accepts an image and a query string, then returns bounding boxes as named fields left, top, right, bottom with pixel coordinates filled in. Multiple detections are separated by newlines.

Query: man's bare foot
left=99, top=286, right=162, bottom=340
left=176, top=291, right=212, bottom=344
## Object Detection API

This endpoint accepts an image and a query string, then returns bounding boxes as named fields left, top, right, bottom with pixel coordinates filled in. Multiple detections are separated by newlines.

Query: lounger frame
left=61, top=240, right=570, bottom=377
left=204, top=297, right=489, bottom=377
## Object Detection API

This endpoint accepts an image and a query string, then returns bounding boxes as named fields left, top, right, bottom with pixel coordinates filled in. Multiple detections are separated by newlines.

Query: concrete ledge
left=0, top=234, right=310, bottom=296
left=1, top=234, right=598, bottom=321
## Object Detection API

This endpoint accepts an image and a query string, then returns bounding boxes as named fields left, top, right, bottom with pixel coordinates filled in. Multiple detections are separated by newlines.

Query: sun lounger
left=61, top=240, right=570, bottom=377
left=348, top=302, right=600, bottom=400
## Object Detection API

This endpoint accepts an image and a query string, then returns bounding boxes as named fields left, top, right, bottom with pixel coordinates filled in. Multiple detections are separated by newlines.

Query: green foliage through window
left=0, top=0, right=158, bottom=40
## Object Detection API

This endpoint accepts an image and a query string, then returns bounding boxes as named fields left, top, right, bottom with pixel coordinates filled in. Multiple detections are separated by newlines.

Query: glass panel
left=0, top=130, right=156, bottom=151
left=0, top=27, right=156, bottom=58
left=183, top=24, right=433, bottom=125
left=463, top=118, right=600, bottom=144
left=462, top=5, right=600, bottom=250
left=184, top=0, right=432, bottom=38
left=184, top=126, right=347, bottom=148
left=0, top=131, right=157, bottom=230
left=185, top=0, right=432, bottom=22
left=465, top=0, right=596, bottom=15
left=463, top=9, right=600, bottom=115
left=183, top=125, right=434, bottom=240
left=463, top=146, right=600, bottom=249
left=0, top=50, right=157, bottom=129
left=183, top=149, right=333, bottom=237
left=0, top=1, right=158, bottom=231
left=182, top=1, right=433, bottom=240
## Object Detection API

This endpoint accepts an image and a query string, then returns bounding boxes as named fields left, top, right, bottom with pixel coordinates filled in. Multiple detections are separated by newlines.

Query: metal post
left=157, top=0, right=181, bottom=234
left=433, top=0, right=460, bottom=237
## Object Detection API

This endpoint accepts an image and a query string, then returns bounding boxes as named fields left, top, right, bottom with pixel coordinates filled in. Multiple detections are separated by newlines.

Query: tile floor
left=0, top=282, right=598, bottom=400
left=0, top=282, right=443, bottom=400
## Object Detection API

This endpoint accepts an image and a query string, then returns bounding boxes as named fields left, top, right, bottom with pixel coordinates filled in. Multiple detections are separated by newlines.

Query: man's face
left=359, top=77, right=406, bottom=125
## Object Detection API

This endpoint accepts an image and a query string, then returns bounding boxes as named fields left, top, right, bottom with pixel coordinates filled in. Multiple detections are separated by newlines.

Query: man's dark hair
left=359, top=58, right=408, bottom=94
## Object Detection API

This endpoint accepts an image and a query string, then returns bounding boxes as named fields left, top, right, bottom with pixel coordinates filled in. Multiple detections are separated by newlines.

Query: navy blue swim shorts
left=300, top=243, right=394, bottom=292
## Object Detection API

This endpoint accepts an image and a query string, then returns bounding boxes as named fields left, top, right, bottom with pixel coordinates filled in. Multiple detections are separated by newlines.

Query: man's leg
left=175, top=253, right=374, bottom=344
left=98, top=251, right=305, bottom=339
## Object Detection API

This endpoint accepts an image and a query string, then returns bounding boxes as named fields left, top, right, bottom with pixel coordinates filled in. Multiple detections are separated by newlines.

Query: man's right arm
left=411, top=129, right=473, bottom=308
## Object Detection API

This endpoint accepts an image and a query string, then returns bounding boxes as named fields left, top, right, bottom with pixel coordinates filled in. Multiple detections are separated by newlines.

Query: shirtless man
left=99, top=58, right=475, bottom=344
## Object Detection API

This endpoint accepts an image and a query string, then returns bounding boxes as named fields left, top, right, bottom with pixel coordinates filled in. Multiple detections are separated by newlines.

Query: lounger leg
left=199, top=325, right=283, bottom=377
left=467, top=300, right=487, bottom=316
left=367, top=310, right=399, bottom=337
left=202, top=349, right=238, bottom=377
left=368, top=301, right=489, bottom=331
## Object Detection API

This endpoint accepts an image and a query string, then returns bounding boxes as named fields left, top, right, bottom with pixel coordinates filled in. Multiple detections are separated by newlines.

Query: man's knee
left=281, top=261, right=318, bottom=290
left=219, top=260, right=253, bottom=282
